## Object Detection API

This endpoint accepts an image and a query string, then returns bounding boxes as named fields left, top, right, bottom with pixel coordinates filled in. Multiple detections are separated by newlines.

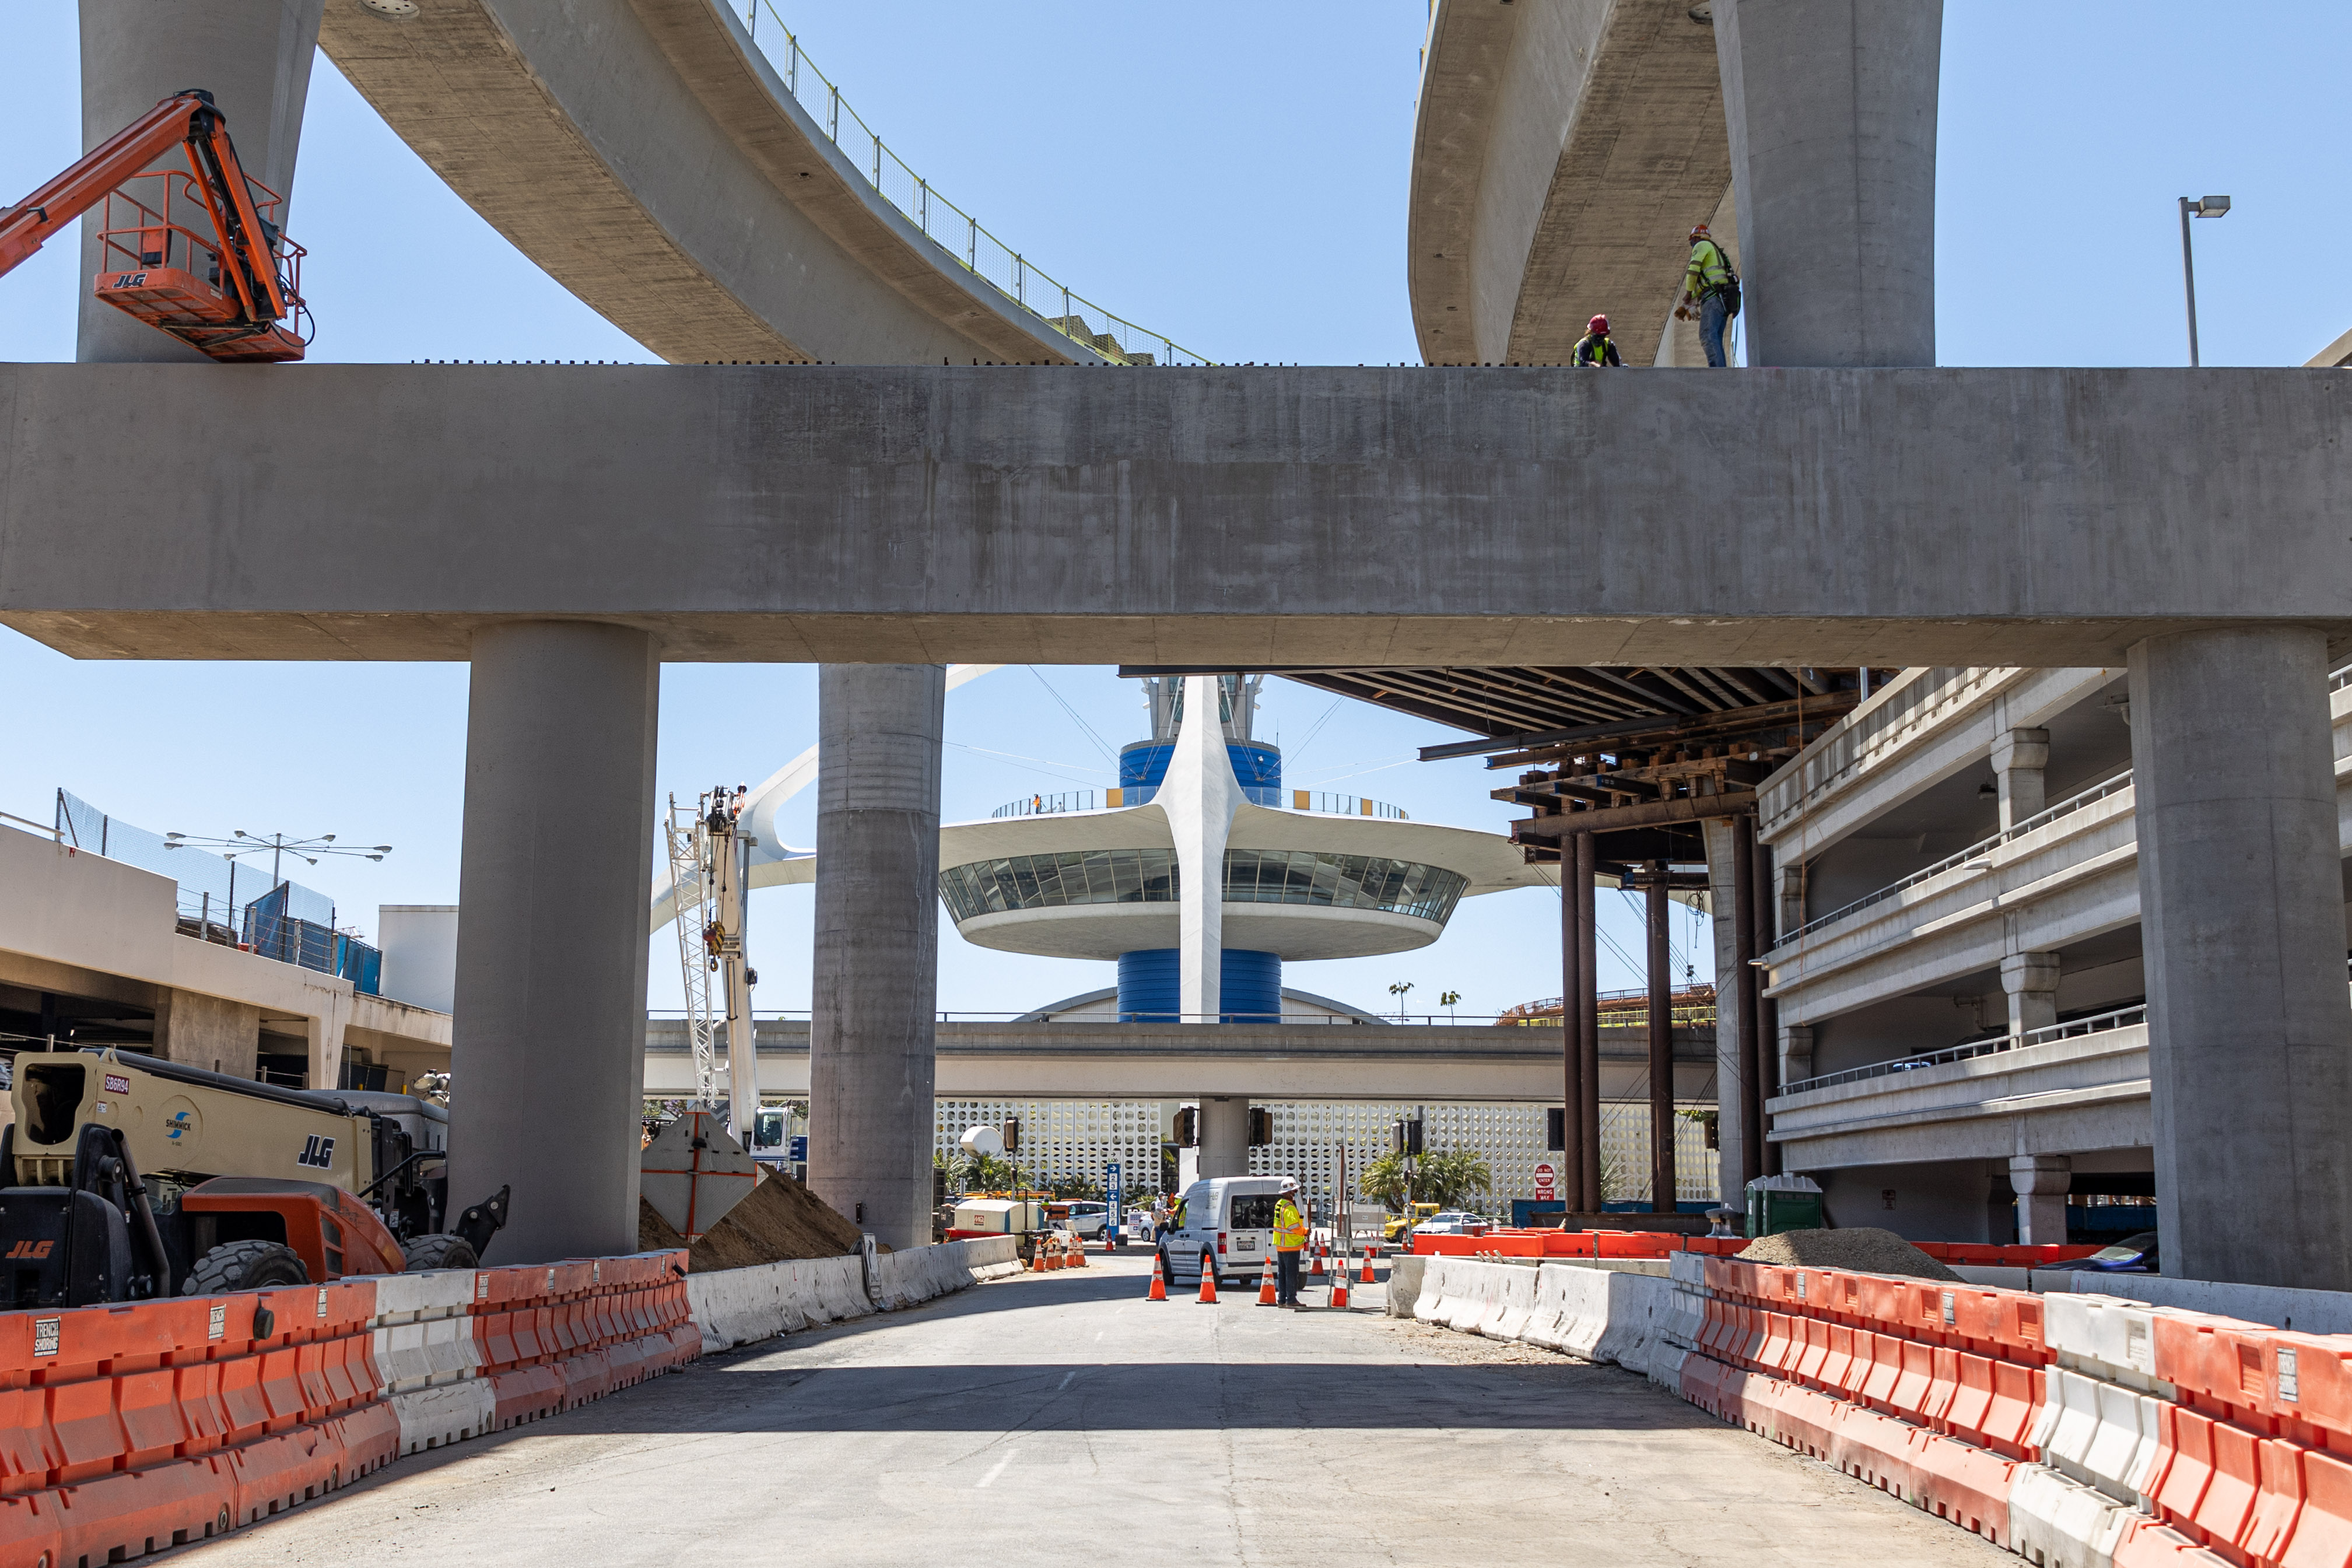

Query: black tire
left=181, top=1239, right=308, bottom=1296
left=400, top=1234, right=479, bottom=1272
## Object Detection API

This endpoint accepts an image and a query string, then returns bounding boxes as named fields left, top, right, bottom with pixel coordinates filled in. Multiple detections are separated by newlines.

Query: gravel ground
left=1737, top=1226, right=1964, bottom=1282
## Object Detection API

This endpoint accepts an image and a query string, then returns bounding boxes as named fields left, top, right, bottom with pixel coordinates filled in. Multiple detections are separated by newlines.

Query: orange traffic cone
left=1197, top=1254, right=1219, bottom=1304
left=1359, top=1247, right=1377, bottom=1284
left=1043, top=1239, right=1063, bottom=1271
left=1256, top=1254, right=1278, bottom=1307
left=1309, top=1244, right=1324, bottom=1277
left=1070, top=1237, right=1087, bottom=1269
left=1147, top=1252, right=1168, bottom=1301
left=1331, top=1268, right=1350, bottom=1309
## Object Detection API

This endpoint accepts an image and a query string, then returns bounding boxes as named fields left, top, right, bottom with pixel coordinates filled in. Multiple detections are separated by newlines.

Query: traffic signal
left=1001, top=1118, right=1020, bottom=1155
left=1547, top=1107, right=1566, bottom=1150
left=1173, top=1107, right=1198, bottom=1148
left=1247, top=1107, right=1273, bottom=1146
left=1391, top=1117, right=1424, bottom=1156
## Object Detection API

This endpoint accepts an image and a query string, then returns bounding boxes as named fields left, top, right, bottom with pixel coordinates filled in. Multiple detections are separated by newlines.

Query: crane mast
left=664, top=787, right=760, bottom=1146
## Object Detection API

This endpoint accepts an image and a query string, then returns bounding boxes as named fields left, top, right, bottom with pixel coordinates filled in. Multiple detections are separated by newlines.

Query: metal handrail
left=1289, top=791, right=1409, bottom=820
left=0, top=810, right=60, bottom=841
left=1778, top=1003, right=2148, bottom=1097
left=990, top=791, right=1098, bottom=819
left=1779, top=769, right=2135, bottom=946
left=738, top=2, right=1209, bottom=367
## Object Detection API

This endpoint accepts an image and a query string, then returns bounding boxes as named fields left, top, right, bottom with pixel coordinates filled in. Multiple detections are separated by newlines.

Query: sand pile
left=1736, top=1226, right=1962, bottom=1282
left=636, top=1170, right=867, bottom=1272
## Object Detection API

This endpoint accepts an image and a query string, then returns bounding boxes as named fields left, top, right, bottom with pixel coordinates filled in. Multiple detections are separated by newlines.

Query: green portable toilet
left=1745, top=1173, right=1824, bottom=1238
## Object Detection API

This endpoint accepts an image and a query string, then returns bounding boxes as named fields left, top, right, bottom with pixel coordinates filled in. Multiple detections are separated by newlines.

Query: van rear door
left=1227, top=1191, right=1277, bottom=1265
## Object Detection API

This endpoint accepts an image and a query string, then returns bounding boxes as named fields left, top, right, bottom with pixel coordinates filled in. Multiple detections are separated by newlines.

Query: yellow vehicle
left=1384, top=1202, right=1441, bottom=1243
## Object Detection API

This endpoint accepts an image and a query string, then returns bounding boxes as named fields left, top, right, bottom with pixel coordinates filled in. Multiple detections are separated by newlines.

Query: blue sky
left=0, top=3, right=2332, bottom=1019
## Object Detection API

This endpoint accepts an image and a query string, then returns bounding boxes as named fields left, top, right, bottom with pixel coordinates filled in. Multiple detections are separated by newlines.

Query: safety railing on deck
left=1778, top=1002, right=2148, bottom=1097
left=1289, top=791, right=1409, bottom=820
left=990, top=791, right=1097, bottom=819
left=1778, top=769, right=2136, bottom=946
left=737, top=2, right=1208, bottom=367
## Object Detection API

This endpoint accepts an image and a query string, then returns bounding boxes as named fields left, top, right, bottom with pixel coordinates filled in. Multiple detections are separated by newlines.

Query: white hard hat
left=1279, top=1178, right=1299, bottom=1192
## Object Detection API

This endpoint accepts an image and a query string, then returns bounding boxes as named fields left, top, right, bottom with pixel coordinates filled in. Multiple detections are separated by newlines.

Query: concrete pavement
left=181, top=1253, right=2006, bottom=1566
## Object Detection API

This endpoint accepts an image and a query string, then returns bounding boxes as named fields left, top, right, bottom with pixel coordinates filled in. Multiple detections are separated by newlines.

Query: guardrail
left=1779, top=769, right=2136, bottom=947
left=1289, top=791, right=1409, bottom=819
left=644, top=1008, right=1667, bottom=1028
left=989, top=791, right=1096, bottom=819
left=737, top=1, right=1208, bottom=367
left=1778, top=1003, right=2148, bottom=1097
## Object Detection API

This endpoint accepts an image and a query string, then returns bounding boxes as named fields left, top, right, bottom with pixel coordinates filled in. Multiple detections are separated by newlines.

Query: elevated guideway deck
left=316, top=0, right=1129, bottom=366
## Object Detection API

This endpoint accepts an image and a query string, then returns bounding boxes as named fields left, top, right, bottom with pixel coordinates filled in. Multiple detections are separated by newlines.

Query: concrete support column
left=151, top=988, right=261, bottom=1079
left=1775, top=861, right=1806, bottom=943
left=450, top=622, right=659, bottom=1264
left=2130, top=626, right=2352, bottom=1288
left=1197, top=1096, right=1249, bottom=1180
left=1714, top=0, right=1941, bottom=368
left=79, top=0, right=325, bottom=363
left=1992, top=729, right=2050, bottom=832
left=1703, top=819, right=1749, bottom=1205
left=1752, top=836, right=1781, bottom=1176
left=811, top=664, right=945, bottom=1251
left=2009, top=1155, right=2071, bottom=1247
left=2000, top=952, right=2062, bottom=1038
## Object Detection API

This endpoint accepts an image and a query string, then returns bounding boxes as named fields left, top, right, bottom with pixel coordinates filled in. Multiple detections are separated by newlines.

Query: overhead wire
left=1025, top=666, right=1118, bottom=764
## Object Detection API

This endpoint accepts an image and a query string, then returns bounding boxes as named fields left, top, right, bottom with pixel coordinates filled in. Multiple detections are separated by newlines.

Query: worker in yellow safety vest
left=1673, top=223, right=1741, bottom=367
left=1571, top=314, right=1622, bottom=367
left=1273, top=1180, right=1309, bottom=1308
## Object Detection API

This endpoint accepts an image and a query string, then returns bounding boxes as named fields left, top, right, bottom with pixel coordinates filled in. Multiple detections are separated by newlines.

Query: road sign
left=788, top=1135, right=807, bottom=1162
left=1106, top=1161, right=1124, bottom=1239
left=1533, top=1161, right=1558, bottom=1201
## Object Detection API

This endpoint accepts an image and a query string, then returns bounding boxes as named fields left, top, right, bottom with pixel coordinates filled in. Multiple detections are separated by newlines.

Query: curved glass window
left=939, top=847, right=1467, bottom=926
left=1221, top=850, right=1466, bottom=924
left=939, top=850, right=1178, bottom=922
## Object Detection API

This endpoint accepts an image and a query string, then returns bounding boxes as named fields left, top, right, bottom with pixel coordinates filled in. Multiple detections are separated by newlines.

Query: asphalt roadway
left=178, top=1252, right=2008, bottom=1567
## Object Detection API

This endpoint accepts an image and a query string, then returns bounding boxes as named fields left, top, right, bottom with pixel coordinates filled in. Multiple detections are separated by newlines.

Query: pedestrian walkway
left=181, top=1254, right=2005, bottom=1566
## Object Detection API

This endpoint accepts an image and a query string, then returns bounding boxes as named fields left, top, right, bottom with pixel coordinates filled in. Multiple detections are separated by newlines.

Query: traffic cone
left=1070, top=1236, right=1087, bottom=1268
left=1331, top=1269, right=1350, bottom=1309
left=1256, top=1254, right=1278, bottom=1307
left=1309, top=1244, right=1324, bottom=1277
left=1042, top=1239, right=1062, bottom=1271
left=1197, top=1255, right=1219, bottom=1304
left=1359, top=1248, right=1377, bottom=1284
left=1147, top=1252, right=1168, bottom=1301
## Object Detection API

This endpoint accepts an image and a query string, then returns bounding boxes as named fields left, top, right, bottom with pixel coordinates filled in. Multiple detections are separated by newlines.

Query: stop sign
left=1533, top=1162, right=1557, bottom=1200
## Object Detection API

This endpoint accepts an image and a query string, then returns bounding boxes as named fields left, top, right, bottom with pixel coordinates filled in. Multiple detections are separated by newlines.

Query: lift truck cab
left=1, top=1050, right=508, bottom=1309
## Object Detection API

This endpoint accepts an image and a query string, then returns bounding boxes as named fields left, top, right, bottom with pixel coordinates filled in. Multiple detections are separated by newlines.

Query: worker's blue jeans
left=1277, top=1249, right=1302, bottom=1304
left=1700, top=292, right=1730, bottom=367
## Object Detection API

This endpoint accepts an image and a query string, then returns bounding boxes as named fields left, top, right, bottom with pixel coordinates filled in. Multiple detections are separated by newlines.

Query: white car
left=1408, top=1211, right=1492, bottom=1237
left=1057, top=1201, right=1110, bottom=1239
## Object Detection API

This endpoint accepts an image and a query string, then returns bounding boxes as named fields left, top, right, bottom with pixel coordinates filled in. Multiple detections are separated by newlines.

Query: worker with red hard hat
left=1673, top=222, right=1741, bottom=367
left=1572, top=314, right=1622, bottom=367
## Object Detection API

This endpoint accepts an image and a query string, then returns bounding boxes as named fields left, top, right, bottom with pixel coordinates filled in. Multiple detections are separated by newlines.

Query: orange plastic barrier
left=1910, top=1432, right=2017, bottom=1548
left=2284, top=1446, right=2352, bottom=1568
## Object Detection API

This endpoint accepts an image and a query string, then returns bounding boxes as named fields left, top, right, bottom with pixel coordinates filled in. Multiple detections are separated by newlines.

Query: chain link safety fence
left=53, top=790, right=380, bottom=992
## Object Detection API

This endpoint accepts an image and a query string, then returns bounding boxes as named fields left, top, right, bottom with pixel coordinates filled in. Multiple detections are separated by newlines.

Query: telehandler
left=1, top=1048, right=507, bottom=1308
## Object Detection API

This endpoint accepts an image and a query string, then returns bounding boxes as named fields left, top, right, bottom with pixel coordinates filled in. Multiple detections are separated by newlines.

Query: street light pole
left=2178, top=194, right=2232, bottom=367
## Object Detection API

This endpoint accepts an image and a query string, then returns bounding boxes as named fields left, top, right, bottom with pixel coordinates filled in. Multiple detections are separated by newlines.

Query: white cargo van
left=1159, top=1176, right=1288, bottom=1285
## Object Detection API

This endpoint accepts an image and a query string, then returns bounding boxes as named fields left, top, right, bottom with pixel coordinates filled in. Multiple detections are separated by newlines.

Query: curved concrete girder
left=316, top=0, right=1099, bottom=365
left=1410, top=0, right=1732, bottom=368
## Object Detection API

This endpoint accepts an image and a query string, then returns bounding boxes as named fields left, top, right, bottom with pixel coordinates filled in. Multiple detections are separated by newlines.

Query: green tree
left=948, top=1150, right=1021, bottom=1194
left=1360, top=1146, right=1494, bottom=1213
left=1046, top=1174, right=1102, bottom=1201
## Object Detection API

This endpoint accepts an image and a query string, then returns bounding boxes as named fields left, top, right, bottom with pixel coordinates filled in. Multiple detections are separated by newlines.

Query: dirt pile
left=640, top=1170, right=866, bottom=1272
left=1736, top=1226, right=1962, bottom=1282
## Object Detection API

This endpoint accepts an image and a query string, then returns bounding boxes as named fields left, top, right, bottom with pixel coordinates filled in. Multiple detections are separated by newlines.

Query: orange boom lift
left=0, top=89, right=309, bottom=362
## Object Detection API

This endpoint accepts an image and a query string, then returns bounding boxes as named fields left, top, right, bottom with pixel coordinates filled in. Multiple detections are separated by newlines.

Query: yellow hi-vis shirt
left=1274, top=1198, right=1308, bottom=1251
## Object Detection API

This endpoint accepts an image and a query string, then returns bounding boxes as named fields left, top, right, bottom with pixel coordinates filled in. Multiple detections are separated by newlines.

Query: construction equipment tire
left=399, top=1233, right=480, bottom=1272
left=181, top=1239, right=309, bottom=1295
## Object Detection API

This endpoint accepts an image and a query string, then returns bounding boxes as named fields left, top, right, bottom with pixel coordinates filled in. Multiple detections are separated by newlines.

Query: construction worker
left=1572, top=315, right=1622, bottom=367
left=1273, top=1180, right=1309, bottom=1308
left=1674, top=223, right=1740, bottom=367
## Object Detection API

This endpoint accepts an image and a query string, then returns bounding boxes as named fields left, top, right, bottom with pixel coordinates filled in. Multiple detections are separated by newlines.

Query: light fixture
left=1955, top=859, right=1995, bottom=875
left=2178, top=194, right=2233, bottom=366
left=2192, top=195, right=2231, bottom=218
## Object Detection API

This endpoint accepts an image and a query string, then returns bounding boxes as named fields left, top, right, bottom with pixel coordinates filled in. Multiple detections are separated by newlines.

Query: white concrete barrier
left=1485, top=1264, right=1539, bottom=1340
left=2041, top=1272, right=2352, bottom=1335
left=688, top=1240, right=1014, bottom=1353
left=368, top=1269, right=482, bottom=1395
left=966, top=1236, right=1022, bottom=1280
left=2009, top=1461, right=2136, bottom=1568
left=389, top=1379, right=499, bottom=1456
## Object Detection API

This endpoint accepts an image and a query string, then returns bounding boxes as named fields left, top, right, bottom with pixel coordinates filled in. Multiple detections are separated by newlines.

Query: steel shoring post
left=1752, top=838, right=1783, bottom=1177
left=1646, top=861, right=1674, bottom=1213
left=1560, top=842, right=1587, bottom=1213
left=1733, top=814, right=1764, bottom=1192
left=1575, top=836, right=1602, bottom=1211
